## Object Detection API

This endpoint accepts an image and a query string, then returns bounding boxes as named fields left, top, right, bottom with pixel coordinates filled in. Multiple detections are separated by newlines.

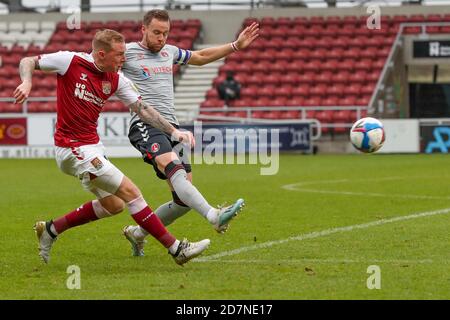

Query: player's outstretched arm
left=188, top=22, right=259, bottom=66
left=14, top=56, right=39, bottom=104
left=128, top=99, right=195, bottom=148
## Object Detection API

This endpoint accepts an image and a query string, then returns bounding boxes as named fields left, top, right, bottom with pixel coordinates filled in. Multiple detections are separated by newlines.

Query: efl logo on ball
left=350, top=117, right=385, bottom=153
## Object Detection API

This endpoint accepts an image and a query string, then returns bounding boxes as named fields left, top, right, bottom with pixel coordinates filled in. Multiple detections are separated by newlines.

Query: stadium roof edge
left=1, top=5, right=450, bottom=23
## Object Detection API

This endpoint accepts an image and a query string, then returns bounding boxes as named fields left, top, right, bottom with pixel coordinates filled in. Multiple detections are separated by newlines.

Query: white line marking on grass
left=198, top=258, right=434, bottom=265
left=283, top=188, right=450, bottom=201
left=194, top=207, right=450, bottom=262
left=282, top=178, right=450, bottom=201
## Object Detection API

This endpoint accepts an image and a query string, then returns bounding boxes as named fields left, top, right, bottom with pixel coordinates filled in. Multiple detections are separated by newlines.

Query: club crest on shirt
left=160, top=50, right=168, bottom=57
left=102, top=81, right=111, bottom=94
left=137, top=53, right=145, bottom=60
left=90, top=157, right=104, bottom=170
left=151, top=143, right=160, bottom=153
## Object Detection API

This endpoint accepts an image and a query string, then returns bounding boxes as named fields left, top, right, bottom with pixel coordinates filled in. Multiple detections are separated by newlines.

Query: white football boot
left=213, top=198, right=245, bottom=234
left=170, top=238, right=210, bottom=266
left=123, top=225, right=147, bottom=257
left=34, top=221, right=57, bottom=263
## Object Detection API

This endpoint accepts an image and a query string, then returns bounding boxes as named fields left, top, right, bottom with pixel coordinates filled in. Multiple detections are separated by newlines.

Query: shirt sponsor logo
left=140, top=65, right=151, bottom=79
left=74, top=83, right=105, bottom=107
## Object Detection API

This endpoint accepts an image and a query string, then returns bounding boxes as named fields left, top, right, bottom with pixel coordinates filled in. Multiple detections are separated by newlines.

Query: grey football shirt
left=122, top=42, right=192, bottom=126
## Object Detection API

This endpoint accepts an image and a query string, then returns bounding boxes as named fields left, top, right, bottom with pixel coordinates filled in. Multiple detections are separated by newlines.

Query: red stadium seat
left=276, top=86, right=293, bottom=98
left=403, top=26, right=422, bottom=34
left=291, top=16, right=308, bottom=26
left=276, top=17, right=292, bottom=27
left=322, top=97, right=339, bottom=106
left=270, top=97, right=287, bottom=107
left=339, top=97, right=357, bottom=106
left=303, top=97, right=322, bottom=107
left=310, top=84, right=327, bottom=96
left=286, top=97, right=304, bottom=107
left=205, top=88, right=219, bottom=99
left=254, top=97, right=271, bottom=107
left=0, top=102, right=22, bottom=113
left=264, top=74, right=281, bottom=86
left=315, top=72, right=334, bottom=84
left=333, top=110, right=352, bottom=123
left=246, top=74, right=264, bottom=86
left=349, top=71, right=367, bottom=84
left=337, top=59, right=355, bottom=71
left=240, top=87, right=257, bottom=98
left=282, top=73, right=300, bottom=85
left=233, top=98, right=252, bottom=108
left=280, top=110, right=300, bottom=119
left=257, top=86, right=276, bottom=97
left=344, top=83, right=362, bottom=96
left=200, top=99, right=225, bottom=109
left=272, top=60, right=290, bottom=73
left=361, top=83, right=376, bottom=95
left=327, top=84, right=345, bottom=97
left=315, top=110, right=333, bottom=123
left=292, top=85, right=310, bottom=98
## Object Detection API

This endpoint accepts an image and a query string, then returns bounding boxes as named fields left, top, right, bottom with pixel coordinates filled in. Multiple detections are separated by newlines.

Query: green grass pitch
left=1, top=154, right=449, bottom=299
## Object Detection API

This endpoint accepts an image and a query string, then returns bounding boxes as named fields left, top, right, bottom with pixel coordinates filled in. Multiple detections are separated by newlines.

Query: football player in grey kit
left=121, top=9, right=259, bottom=256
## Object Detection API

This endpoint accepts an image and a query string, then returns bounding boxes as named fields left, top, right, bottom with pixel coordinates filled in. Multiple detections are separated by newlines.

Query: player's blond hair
left=92, top=29, right=124, bottom=52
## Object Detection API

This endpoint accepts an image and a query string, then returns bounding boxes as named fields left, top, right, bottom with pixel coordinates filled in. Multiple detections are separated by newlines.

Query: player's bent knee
left=115, top=176, right=142, bottom=202
left=94, top=198, right=124, bottom=218
left=155, top=152, right=180, bottom=172
left=164, top=160, right=185, bottom=180
left=107, top=201, right=125, bottom=215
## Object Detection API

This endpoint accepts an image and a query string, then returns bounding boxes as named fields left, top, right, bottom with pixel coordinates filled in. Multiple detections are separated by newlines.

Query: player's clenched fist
left=172, top=129, right=195, bottom=148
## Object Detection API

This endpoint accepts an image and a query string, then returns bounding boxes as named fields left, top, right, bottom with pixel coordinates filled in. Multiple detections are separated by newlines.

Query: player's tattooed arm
left=129, top=99, right=176, bottom=135
left=14, top=56, right=39, bottom=104
left=128, top=99, right=195, bottom=147
left=19, top=57, right=39, bottom=82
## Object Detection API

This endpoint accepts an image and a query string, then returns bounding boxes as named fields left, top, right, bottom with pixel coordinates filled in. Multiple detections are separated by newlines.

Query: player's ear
left=98, top=49, right=106, bottom=59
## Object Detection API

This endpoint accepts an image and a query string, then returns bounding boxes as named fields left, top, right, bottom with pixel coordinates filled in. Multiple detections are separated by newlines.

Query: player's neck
left=139, top=39, right=149, bottom=49
left=91, top=53, right=107, bottom=72
left=93, top=61, right=106, bottom=72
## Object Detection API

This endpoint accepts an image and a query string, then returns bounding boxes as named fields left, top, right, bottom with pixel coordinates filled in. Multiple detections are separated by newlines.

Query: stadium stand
left=0, top=18, right=202, bottom=113
left=1, top=10, right=450, bottom=134
left=200, top=14, right=450, bottom=132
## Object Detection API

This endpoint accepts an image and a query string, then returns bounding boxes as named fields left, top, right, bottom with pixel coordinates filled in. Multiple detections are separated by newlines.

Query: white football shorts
left=55, top=142, right=124, bottom=199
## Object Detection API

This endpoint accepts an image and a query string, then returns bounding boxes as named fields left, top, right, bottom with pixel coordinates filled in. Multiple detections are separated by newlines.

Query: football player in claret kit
left=13, top=29, right=210, bottom=265
left=120, top=10, right=259, bottom=256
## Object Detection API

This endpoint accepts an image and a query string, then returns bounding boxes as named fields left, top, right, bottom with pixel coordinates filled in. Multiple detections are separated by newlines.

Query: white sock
left=206, top=208, right=219, bottom=224
left=169, top=239, right=181, bottom=255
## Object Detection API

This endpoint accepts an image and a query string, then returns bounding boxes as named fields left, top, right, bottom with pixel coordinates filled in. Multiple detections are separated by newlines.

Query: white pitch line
left=194, top=207, right=450, bottom=262
left=284, top=188, right=450, bottom=201
left=282, top=177, right=450, bottom=201
left=197, top=258, right=434, bottom=265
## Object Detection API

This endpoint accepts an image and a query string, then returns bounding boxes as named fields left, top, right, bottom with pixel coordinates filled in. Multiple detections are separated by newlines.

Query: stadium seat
left=0, top=102, right=22, bottom=113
